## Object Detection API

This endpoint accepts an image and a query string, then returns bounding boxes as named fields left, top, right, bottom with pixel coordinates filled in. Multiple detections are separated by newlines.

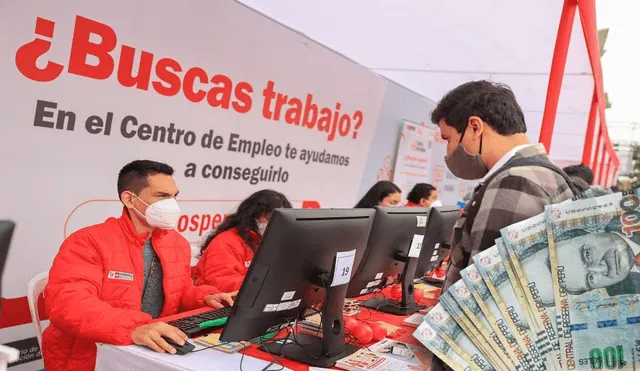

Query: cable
left=189, top=342, right=227, bottom=353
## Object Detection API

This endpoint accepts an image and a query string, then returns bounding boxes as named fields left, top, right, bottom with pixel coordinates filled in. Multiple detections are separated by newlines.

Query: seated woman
left=406, top=183, right=442, bottom=207
left=193, top=189, right=291, bottom=292
left=355, top=180, right=402, bottom=208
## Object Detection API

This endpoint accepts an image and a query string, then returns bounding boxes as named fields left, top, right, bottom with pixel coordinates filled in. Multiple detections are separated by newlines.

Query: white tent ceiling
left=237, top=0, right=595, bottom=165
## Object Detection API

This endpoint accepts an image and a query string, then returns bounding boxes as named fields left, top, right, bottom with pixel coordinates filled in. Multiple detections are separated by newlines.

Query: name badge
left=108, top=271, right=134, bottom=281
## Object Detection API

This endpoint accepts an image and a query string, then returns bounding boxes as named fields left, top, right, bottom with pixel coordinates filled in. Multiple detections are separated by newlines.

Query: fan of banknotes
left=413, top=187, right=640, bottom=371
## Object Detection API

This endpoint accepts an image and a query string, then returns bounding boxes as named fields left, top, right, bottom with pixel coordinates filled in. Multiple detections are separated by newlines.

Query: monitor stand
left=259, top=270, right=359, bottom=368
left=361, top=252, right=425, bottom=315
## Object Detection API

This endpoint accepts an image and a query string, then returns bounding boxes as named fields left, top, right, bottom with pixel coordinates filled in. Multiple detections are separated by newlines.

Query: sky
left=597, top=0, right=640, bottom=142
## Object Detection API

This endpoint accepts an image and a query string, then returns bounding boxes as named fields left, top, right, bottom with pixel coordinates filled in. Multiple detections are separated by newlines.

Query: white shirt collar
left=482, top=144, right=536, bottom=182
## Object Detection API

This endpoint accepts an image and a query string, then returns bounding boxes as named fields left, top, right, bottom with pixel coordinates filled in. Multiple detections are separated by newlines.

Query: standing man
left=429, top=81, right=580, bottom=369
left=42, top=160, right=235, bottom=371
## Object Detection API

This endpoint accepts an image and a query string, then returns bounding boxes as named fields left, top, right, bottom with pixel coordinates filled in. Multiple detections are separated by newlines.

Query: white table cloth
left=95, top=340, right=293, bottom=371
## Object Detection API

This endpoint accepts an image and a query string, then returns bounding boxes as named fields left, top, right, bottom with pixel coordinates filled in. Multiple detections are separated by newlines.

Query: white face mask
left=256, top=220, right=268, bottom=236
left=131, top=195, right=181, bottom=230
left=431, top=199, right=443, bottom=207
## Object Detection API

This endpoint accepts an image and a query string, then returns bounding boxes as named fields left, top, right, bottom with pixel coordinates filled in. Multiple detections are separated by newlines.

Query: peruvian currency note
left=546, top=188, right=640, bottom=370
left=424, top=303, right=495, bottom=371
left=495, top=237, right=539, bottom=334
left=501, top=213, right=563, bottom=370
left=447, top=280, right=515, bottom=369
left=473, top=244, right=551, bottom=371
left=440, top=292, right=510, bottom=371
left=461, top=264, right=534, bottom=370
left=413, top=320, right=475, bottom=371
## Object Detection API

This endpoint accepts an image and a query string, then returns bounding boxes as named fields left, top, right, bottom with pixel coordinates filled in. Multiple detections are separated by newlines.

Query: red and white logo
left=429, top=311, right=444, bottom=324
left=479, top=256, right=491, bottom=266
left=420, top=327, right=436, bottom=340
left=549, top=208, right=562, bottom=220
left=466, top=270, right=481, bottom=283
left=455, top=285, right=470, bottom=298
left=108, top=271, right=134, bottom=281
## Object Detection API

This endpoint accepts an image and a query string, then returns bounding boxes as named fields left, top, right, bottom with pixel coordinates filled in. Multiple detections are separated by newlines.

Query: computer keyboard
left=167, top=306, right=232, bottom=338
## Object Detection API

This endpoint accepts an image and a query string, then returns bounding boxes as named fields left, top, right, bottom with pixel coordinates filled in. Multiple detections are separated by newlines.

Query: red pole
left=578, top=0, right=620, bottom=168
left=608, top=164, right=616, bottom=187
left=593, top=130, right=602, bottom=180
left=582, top=90, right=598, bottom=167
left=539, top=0, right=578, bottom=153
left=599, top=153, right=609, bottom=186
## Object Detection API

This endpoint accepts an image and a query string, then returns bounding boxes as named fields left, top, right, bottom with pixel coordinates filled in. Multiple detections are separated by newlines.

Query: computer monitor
left=345, top=206, right=431, bottom=315
left=220, top=208, right=375, bottom=368
left=414, top=206, right=460, bottom=279
left=0, top=221, right=15, bottom=302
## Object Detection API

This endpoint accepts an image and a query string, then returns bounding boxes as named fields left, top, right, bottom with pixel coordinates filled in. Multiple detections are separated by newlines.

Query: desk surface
left=96, top=294, right=438, bottom=371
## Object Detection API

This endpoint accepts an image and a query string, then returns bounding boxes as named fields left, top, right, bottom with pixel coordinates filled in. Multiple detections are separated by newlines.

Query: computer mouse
left=162, top=337, right=195, bottom=355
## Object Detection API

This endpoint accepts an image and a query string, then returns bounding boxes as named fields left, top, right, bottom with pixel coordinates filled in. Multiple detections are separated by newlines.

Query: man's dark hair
left=407, top=183, right=436, bottom=204
left=430, top=80, right=527, bottom=135
left=563, top=164, right=594, bottom=185
left=117, top=160, right=174, bottom=197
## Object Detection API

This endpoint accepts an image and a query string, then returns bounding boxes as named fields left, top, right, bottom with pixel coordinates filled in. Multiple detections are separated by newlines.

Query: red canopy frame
left=539, top=0, right=619, bottom=187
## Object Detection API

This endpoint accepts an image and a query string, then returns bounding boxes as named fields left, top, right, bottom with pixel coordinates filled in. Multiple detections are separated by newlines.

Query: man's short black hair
left=407, top=183, right=436, bottom=204
left=563, top=164, right=594, bottom=185
left=430, top=80, right=527, bottom=135
left=117, top=160, right=174, bottom=197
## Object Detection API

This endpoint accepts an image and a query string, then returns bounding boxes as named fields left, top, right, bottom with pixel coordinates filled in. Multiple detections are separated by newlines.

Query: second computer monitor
left=414, top=206, right=460, bottom=279
left=345, top=206, right=430, bottom=315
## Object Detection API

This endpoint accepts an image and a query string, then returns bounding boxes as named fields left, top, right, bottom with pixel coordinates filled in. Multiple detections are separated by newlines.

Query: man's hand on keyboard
left=204, top=293, right=234, bottom=309
left=131, top=322, right=187, bottom=354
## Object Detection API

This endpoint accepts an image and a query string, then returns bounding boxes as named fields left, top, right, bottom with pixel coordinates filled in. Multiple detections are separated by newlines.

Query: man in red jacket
left=42, top=160, right=234, bottom=371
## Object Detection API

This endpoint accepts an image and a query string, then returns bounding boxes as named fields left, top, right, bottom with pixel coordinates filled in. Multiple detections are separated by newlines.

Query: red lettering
left=232, top=82, right=253, bottom=114
left=317, top=108, right=332, bottom=133
left=352, top=111, right=363, bottom=139
left=177, top=213, right=231, bottom=236
left=183, top=67, right=208, bottom=103
left=302, top=94, right=318, bottom=129
left=285, top=98, right=302, bottom=125
left=177, top=215, right=189, bottom=232
left=620, top=195, right=640, bottom=238
left=338, top=114, right=351, bottom=137
left=622, top=211, right=640, bottom=225
left=152, top=58, right=182, bottom=96
left=622, top=223, right=640, bottom=238
left=621, top=195, right=640, bottom=212
left=15, top=17, right=64, bottom=82
left=117, top=45, right=153, bottom=89
left=212, top=214, right=224, bottom=230
left=327, top=102, right=341, bottom=141
left=262, top=80, right=276, bottom=119
left=273, top=93, right=288, bottom=120
left=198, top=214, right=212, bottom=236
left=206, top=74, right=233, bottom=108
left=68, top=16, right=117, bottom=79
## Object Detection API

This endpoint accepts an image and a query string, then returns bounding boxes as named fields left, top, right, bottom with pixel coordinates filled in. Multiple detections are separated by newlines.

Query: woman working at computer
left=354, top=181, right=402, bottom=208
left=193, top=189, right=291, bottom=292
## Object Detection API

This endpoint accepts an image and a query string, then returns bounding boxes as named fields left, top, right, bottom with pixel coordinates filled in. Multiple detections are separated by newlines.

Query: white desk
left=95, top=341, right=293, bottom=371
